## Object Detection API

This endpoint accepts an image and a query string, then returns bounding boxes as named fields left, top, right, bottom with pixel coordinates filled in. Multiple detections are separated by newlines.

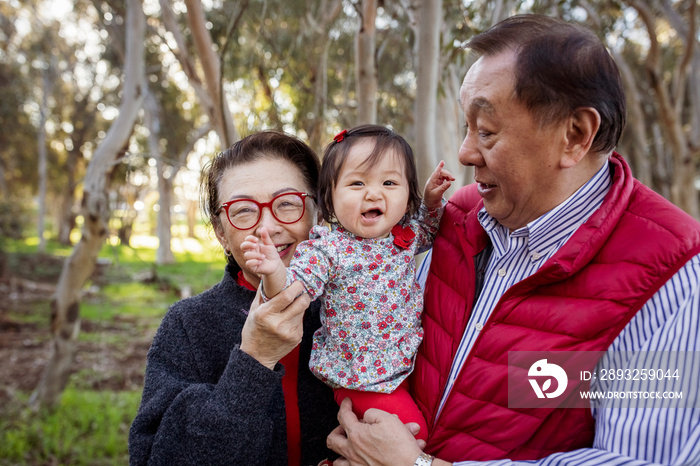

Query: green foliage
left=0, top=388, right=141, bottom=465
left=0, top=198, right=31, bottom=240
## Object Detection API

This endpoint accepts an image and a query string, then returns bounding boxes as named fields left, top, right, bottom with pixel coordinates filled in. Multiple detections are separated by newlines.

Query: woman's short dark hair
left=317, top=124, right=422, bottom=224
left=465, top=14, right=626, bottom=154
left=201, top=131, right=320, bottom=265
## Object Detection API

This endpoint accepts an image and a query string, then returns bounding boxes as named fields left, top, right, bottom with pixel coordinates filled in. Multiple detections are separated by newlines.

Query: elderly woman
left=129, top=132, right=338, bottom=465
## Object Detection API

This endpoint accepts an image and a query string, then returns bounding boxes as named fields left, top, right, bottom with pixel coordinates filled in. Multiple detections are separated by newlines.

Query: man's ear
left=560, top=107, right=601, bottom=169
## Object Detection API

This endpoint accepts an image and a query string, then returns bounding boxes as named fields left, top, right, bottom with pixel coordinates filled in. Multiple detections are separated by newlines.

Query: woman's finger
left=275, top=281, right=310, bottom=315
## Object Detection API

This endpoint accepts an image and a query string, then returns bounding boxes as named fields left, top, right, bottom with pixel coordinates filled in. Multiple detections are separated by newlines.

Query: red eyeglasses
left=218, top=192, right=312, bottom=230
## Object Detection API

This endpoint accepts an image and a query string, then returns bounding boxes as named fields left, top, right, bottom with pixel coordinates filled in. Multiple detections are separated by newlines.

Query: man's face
left=458, top=50, right=570, bottom=231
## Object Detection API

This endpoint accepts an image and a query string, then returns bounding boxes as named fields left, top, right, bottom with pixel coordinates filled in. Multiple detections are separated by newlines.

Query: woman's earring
left=224, top=249, right=232, bottom=257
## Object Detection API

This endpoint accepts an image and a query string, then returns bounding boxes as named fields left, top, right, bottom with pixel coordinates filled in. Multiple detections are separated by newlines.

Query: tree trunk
left=0, top=162, right=6, bottom=199
left=58, top=92, right=91, bottom=246
left=355, top=0, right=377, bottom=124
left=611, top=48, right=652, bottom=187
left=437, top=63, right=470, bottom=196
left=651, top=123, right=672, bottom=201
left=57, top=150, right=78, bottom=246
left=37, top=67, right=52, bottom=253
left=144, top=89, right=175, bottom=265
left=158, top=0, right=214, bottom=111
left=183, top=0, right=238, bottom=147
left=156, top=165, right=175, bottom=264
left=30, top=0, right=146, bottom=409
left=413, top=0, right=442, bottom=185
left=306, top=0, right=343, bottom=152
left=187, top=198, right=197, bottom=238
left=632, top=0, right=698, bottom=218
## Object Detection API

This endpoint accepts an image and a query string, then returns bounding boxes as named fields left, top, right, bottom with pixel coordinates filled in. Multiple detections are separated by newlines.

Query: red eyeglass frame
left=217, top=192, right=312, bottom=230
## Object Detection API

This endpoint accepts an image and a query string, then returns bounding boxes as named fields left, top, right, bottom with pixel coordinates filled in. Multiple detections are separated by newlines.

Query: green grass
left=4, top=234, right=223, bottom=304
left=81, top=282, right=176, bottom=321
left=1, top=231, right=225, bottom=465
left=0, top=388, right=141, bottom=465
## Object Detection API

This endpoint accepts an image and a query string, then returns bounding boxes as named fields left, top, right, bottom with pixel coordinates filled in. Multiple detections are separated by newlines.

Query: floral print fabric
left=287, top=202, right=444, bottom=393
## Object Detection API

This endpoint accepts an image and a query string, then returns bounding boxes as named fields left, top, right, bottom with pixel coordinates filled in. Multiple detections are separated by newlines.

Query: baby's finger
left=440, top=168, right=456, bottom=181
left=259, top=227, right=274, bottom=246
left=245, top=259, right=261, bottom=270
left=243, top=249, right=262, bottom=260
left=430, top=161, right=445, bottom=179
left=241, top=240, right=259, bottom=253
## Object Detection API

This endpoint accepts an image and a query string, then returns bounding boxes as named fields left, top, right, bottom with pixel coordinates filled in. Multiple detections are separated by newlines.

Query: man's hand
left=424, top=160, right=455, bottom=209
left=327, top=398, right=426, bottom=466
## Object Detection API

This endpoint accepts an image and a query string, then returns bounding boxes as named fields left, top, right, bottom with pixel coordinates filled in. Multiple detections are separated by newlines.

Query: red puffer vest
left=411, top=154, right=700, bottom=461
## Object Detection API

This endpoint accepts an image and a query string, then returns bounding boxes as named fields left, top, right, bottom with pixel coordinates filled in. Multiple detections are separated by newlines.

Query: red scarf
left=237, top=271, right=302, bottom=466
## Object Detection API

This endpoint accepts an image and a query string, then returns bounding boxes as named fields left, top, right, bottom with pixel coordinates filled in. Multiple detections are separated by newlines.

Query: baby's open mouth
left=362, top=209, right=383, bottom=219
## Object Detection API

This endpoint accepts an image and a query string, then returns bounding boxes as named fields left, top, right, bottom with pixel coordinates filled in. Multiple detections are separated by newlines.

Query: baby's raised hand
left=241, top=227, right=283, bottom=275
left=424, top=160, right=456, bottom=208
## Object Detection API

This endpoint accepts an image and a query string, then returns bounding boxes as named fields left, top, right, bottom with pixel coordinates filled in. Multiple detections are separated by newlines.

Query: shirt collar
left=478, top=161, right=612, bottom=255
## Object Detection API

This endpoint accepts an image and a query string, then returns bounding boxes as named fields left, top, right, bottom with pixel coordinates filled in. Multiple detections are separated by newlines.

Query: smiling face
left=458, top=50, right=572, bottom=231
left=331, top=139, right=410, bottom=239
left=214, top=157, right=316, bottom=287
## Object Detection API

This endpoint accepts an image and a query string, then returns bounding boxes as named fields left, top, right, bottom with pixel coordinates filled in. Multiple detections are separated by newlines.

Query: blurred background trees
left=1, top=0, right=698, bottom=407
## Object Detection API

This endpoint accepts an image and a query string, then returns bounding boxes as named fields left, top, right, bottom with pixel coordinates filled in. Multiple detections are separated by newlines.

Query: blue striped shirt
left=415, top=162, right=700, bottom=465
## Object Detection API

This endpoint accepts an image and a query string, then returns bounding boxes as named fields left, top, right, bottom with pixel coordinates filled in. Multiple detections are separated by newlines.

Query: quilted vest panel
left=412, top=154, right=700, bottom=461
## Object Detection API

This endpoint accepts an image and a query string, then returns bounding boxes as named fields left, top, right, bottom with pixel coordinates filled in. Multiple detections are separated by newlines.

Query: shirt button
left=475, top=323, right=484, bottom=331
left=498, top=268, right=507, bottom=277
left=532, top=252, right=541, bottom=260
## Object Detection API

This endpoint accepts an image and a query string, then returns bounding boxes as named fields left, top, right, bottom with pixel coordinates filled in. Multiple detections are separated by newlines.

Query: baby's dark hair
left=317, top=124, right=421, bottom=224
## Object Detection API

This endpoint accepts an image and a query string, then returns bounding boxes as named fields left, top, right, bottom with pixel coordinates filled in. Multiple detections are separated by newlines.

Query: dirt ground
left=0, top=253, right=154, bottom=402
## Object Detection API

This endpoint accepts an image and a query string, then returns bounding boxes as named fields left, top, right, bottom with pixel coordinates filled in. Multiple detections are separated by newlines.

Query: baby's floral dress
left=285, top=201, right=444, bottom=393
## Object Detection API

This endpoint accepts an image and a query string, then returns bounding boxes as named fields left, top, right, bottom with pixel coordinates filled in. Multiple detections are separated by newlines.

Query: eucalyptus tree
left=207, top=0, right=346, bottom=149
left=0, top=2, right=37, bottom=239
left=0, top=0, right=110, bottom=247
left=628, top=0, right=698, bottom=218
left=156, top=0, right=239, bottom=148
left=31, top=0, right=146, bottom=408
left=566, top=0, right=699, bottom=217
left=143, top=3, right=213, bottom=263
left=355, top=0, right=379, bottom=124
left=414, top=0, right=444, bottom=186
left=0, top=0, right=51, bottom=243
left=275, top=0, right=344, bottom=150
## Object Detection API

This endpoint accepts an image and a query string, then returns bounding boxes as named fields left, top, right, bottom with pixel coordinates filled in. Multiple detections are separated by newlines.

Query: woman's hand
left=240, top=280, right=310, bottom=369
left=327, top=398, right=429, bottom=466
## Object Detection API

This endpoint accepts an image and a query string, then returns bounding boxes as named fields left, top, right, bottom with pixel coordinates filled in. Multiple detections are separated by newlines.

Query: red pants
left=333, top=382, right=429, bottom=442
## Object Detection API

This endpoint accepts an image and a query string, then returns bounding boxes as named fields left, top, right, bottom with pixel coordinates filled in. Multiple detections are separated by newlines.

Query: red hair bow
left=333, top=129, right=348, bottom=143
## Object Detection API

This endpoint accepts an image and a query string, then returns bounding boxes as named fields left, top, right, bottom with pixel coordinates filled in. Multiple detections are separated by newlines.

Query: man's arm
left=328, top=255, right=700, bottom=466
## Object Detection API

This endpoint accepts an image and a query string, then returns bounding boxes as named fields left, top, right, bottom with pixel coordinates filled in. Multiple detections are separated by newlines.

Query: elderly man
left=327, top=14, right=700, bottom=466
